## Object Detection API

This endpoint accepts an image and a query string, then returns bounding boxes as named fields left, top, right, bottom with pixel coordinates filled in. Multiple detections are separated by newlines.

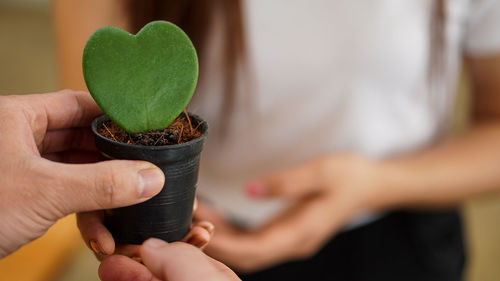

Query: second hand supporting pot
left=91, top=114, right=208, bottom=244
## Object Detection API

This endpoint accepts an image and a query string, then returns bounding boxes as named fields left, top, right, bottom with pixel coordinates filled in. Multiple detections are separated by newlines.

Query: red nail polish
left=246, top=181, right=265, bottom=198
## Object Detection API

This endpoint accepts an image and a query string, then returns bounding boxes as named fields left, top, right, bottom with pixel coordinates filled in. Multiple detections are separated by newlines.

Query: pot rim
left=91, top=113, right=208, bottom=151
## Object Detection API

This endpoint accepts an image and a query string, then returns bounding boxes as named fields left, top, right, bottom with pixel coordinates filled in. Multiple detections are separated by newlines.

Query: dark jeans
left=238, top=210, right=465, bottom=281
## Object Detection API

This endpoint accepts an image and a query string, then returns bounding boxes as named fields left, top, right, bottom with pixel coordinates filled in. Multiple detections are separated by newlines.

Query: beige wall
left=0, top=0, right=49, bottom=10
left=0, top=1, right=57, bottom=94
left=466, top=197, right=500, bottom=280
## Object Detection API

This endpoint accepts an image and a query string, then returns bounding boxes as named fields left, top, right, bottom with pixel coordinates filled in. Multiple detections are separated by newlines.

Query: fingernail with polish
left=199, top=222, right=215, bottom=235
left=131, top=256, right=143, bottom=263
left=246, top=180, right=265, bottom=198
left=187, top=236, right=207, bottom=248
left=138, top=167, right=165, bottom=198
left=144, top=238, right=167, bottom=249
left=89, top=240, right=104, bottom=255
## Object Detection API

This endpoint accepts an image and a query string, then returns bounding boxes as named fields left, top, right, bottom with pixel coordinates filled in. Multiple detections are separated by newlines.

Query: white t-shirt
left=190, top=0, right=500, bottom=228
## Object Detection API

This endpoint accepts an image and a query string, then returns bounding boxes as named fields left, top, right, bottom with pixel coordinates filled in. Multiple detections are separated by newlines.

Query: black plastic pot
left=91, top=114, right=208, bottom=244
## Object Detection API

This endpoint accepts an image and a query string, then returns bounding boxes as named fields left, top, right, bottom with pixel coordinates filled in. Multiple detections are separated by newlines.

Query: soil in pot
left=97, top=112, right=204, bottom=145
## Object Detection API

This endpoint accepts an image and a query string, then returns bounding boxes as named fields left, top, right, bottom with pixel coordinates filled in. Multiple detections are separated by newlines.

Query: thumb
left=140, top=239, right=233, bottom=281
left=37, top=159, right=164, bottom=215
left=246, top=164, right=323, bottom=200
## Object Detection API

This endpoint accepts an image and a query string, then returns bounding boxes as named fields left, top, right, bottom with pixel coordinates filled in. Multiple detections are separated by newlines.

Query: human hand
left=0, top=90, right=166, bottom=257
left=78, top=198, right=215, bottom=261
left=98, top=238, right=240, bottom=281
left=196, top=154, right=385, bottom=272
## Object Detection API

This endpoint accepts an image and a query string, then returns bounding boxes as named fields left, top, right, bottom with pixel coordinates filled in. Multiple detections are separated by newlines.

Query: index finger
left=18, top=89, right=102, bottom=130
left=258, top=161, right=324, bottom=199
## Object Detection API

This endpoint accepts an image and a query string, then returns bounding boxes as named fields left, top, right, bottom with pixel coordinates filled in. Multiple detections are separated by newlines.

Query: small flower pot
left=91, top=114, right=208, bottom=244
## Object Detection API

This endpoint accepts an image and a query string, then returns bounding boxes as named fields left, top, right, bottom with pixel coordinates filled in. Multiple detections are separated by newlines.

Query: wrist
left=363, top=159, right=410, bottom=211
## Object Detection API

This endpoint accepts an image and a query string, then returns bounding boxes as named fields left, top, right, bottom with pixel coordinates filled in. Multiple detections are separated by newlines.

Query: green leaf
left=83, top=21, right=199, bottom=133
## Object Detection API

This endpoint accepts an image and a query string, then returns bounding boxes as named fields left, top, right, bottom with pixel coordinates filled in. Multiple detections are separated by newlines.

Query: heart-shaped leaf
left=83, top=21, right=198, bottom=133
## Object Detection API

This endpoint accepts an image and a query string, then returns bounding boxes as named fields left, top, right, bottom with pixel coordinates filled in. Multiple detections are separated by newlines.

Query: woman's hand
left=98, top=238, right=240, bottom=281
left=0, top=90, right=165, bottom=257
left=78, top=198, right=215, bottom=261
left=196, top=154, right=385, bottom=272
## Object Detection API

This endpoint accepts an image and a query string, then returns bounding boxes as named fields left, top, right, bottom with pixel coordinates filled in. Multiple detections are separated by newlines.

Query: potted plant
left=84, top=21, right=208, bottom=244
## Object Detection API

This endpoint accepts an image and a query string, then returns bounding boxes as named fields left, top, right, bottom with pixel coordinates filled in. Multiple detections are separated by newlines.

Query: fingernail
left=89, top=240, right=104, bottom=255
left=198, top=222, right=215, bottom=235
left=186, top=236, right=207, bottom=248
left=138, top=167, right=165, bottom=198
left=144, top=238, right=167, bottom=249
left=194, top=239, right=208, bottom=248
left=131, top=256, right=143, bottom=263
left=246, top=180, right=265, bottom=198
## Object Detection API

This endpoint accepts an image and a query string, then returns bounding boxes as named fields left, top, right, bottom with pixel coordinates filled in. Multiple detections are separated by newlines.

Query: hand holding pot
left=0, top=90, right=165, bottom=257
left=196, top=154, right=384, bottom=272
left=98, top=238, right=241, bottom=281
left=78, top=198, right=215, bottom=260
left=0, top=90, right=211, bottom=258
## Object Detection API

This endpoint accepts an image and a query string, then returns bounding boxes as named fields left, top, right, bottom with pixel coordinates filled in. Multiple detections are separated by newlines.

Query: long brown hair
left=430, top=0, right=447, bottom=87
left=127, top=0, right=246, bottom=132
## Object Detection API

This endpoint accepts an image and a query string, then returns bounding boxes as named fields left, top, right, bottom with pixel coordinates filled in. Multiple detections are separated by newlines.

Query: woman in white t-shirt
left=54, top=0, right=500, bottom=280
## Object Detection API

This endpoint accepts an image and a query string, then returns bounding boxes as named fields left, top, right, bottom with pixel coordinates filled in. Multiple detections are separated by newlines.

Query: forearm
left=374, top=121, right=500, bottom=209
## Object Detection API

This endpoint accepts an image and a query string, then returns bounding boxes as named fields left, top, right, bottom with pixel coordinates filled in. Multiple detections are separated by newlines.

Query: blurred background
left=0, top=0, right=500, bottom=280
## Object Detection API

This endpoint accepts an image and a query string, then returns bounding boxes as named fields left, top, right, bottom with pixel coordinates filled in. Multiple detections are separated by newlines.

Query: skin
left=0, top=90, right=166, bottom=257
left=79, top=199, right=215, bottom=261
left=0, top=90, right=214, bottom=264
left=98, top=238, right=240, bottom=281
left=52, top=0, right=500, bottom=277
